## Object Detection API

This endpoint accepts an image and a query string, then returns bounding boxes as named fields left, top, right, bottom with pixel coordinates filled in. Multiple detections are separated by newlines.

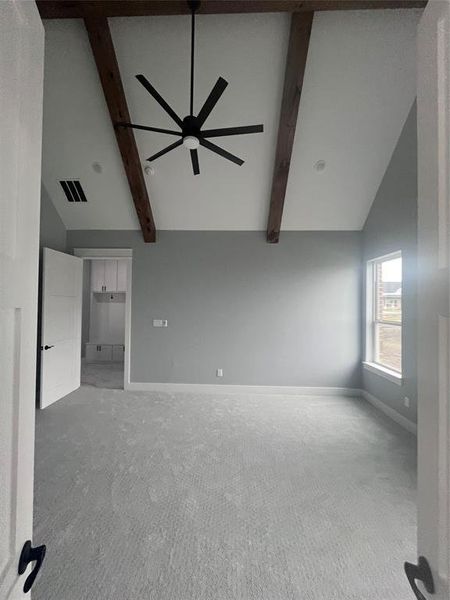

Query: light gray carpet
left=33, top=388, right=416, bottom=600
left=81, top=360, right=124, bottom=390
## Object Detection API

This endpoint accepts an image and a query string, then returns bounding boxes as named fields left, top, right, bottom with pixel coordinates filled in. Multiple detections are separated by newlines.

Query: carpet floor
left=80, top=361, right=124, bottom=390
left=33, top=387, right=416, bottom=600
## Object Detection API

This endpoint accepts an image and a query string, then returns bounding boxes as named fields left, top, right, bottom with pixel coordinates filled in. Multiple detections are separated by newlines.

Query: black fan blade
left=147, top=139, right=183, bottom=162
left=116, top=122, right=182, bottom=136
left=196, top=77, right=228, bottom=126
left=190, top=149, right=200, bottom=175
left=199, top=138, right=244, bottom=166
left=202, top=124, right=264, bottom=138
left=136, top=75, right=183, bottom=128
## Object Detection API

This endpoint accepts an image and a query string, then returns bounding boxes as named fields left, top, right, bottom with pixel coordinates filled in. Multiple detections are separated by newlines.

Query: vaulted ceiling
left=41, top=8, right=421, bottom=234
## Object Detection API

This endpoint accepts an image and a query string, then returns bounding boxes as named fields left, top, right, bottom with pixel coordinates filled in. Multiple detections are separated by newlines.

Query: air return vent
left=59, top=180, right=87, bottom=203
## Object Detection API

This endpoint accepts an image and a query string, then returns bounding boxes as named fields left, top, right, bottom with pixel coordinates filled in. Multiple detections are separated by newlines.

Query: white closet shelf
left=85, top=343, right=124, bottom=363
left=93, top=291, right=126, bottom=303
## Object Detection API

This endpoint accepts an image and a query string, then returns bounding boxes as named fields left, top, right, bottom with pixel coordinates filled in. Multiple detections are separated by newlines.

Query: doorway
left=74, top=248, right=132, bottom=392
left=81, top=258, right=127, bottom=389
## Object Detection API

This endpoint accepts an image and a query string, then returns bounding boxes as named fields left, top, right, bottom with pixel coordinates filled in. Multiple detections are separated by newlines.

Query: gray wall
left=362, top=103, right=418, bottom=422
left=40, top=184, right=66, bottom=252
left=67, top=230, right=362, bottom=388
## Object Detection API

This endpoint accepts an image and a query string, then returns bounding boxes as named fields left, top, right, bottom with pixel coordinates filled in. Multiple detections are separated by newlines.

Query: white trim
left=74, top=247, right=133, bottom=259
left=362, top=361, right=402, bottom=385
left=365, top=260, right=375, bottom=365
left=438, top=315, right=449, bottom=577
left=73, top=249, right=132, bottom=390
left=124, top=257, right=132, bottom=389
left=125, top=382, right=361, bottom=397
left=366, top=250, right=403, bottom=264
left=361, top=389, right=417, bottom=435
left=365, top=251, right=403, bottom=375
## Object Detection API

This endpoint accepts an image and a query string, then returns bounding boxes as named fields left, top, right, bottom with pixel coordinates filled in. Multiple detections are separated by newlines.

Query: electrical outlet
left=216, top=368, right=223, bottom=378
left=404, top=396, right=410, bottom=408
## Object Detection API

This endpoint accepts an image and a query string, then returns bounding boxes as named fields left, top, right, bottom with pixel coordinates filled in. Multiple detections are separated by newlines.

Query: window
left=366, top=252, right=402, bottom=374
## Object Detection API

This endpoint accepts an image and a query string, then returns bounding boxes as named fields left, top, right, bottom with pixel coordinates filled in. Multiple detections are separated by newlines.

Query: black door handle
left=404, top=556, right=435, bottom=600
left=18, top=540, right=46, bottom=593
left=40, top=345, right=54, bottom=350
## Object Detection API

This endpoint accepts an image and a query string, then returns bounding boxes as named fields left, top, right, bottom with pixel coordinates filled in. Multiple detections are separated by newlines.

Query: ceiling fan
left=116, top=0, right=264, bottom=175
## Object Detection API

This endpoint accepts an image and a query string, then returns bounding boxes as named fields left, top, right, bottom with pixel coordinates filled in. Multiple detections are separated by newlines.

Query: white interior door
left=0, top=1, right=44, bottom=598
left=416, top=1, right=450, bottom=599
left=40, top=248, right=83, bottom=409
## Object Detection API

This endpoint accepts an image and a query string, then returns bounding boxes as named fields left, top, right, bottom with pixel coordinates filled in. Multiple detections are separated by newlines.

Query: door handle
left=40, top=345, right=54, bottom=350
left=18, top=540, right=46, bottom=593
left=404, top=556, right=435, bottom=600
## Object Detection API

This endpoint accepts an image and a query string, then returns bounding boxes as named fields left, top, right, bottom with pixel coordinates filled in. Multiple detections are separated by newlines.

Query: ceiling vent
left=59, top=180, right=87, bottom=203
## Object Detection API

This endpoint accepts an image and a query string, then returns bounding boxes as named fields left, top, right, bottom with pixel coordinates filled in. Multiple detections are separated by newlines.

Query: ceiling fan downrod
left=188, top=0, right=201, bottom=116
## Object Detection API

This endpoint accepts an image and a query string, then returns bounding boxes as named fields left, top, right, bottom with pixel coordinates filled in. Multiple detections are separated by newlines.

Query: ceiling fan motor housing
left=182, top=115, right=201, bottom=137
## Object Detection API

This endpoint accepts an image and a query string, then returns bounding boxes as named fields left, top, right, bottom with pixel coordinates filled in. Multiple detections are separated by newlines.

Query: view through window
left=370, top=253, right=402, bottom=373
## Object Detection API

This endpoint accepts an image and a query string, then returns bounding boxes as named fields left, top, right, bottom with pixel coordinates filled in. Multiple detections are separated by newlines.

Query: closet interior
left=81, top=258, right=127, bottom=389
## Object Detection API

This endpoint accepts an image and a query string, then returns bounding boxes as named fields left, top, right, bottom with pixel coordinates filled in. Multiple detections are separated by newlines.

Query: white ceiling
left=41, top=9, right=421, bottom=232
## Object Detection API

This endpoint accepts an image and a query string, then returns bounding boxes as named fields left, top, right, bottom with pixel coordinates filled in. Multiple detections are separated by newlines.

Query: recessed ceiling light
left=314, top=160, right=326, bottom=172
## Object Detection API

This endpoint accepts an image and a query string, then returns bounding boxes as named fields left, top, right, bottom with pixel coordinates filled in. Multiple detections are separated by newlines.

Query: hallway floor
left=33, top=387, right=416, bottom=600
left=81, top=360, right=124, bottom=390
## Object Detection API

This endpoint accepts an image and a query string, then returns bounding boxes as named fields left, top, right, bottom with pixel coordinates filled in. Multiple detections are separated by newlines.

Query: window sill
left=363, top=362, right=402, bottom=386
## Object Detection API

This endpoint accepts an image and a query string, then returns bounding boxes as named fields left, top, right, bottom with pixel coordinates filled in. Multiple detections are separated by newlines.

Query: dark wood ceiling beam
left=84, top=16, right=156, bottom=242
left=266, top=12, right=313, bottom=244
left=37, top=0, right=426, bottom=19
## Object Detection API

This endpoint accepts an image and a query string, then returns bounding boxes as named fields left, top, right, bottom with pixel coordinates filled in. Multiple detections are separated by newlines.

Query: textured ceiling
left=41, top=9, right=421, bottom=231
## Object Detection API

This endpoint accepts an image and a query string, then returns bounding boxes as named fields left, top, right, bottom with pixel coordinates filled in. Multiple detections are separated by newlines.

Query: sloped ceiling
left=41, top=9, right=421, bottom=232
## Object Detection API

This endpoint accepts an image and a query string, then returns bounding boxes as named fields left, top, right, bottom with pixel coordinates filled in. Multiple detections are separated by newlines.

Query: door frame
left=73, top=248, right=133, bottom=389
left=416, top=1, right=450, bottom=598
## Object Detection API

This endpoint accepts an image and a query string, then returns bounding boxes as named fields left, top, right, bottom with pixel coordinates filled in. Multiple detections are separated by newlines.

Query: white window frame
left=364, top=251, right=402, bottom=384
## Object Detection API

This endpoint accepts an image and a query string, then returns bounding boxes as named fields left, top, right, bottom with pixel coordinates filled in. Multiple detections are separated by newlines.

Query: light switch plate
left=153, top=319, right=168, bottom=327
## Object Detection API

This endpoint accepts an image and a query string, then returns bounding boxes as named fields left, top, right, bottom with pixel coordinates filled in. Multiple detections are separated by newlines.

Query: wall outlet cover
left=153, top=319, right=168, bottom=328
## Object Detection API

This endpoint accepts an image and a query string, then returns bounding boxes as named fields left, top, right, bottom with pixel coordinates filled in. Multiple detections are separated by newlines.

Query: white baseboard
left=126, top=381, right=361, bottom=398
left=360, top=389, right=417, bottom=435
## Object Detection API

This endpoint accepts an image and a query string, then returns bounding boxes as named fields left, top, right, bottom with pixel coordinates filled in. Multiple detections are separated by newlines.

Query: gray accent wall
left=67, top=230, right=362, bottom=388
left=40, top=184, right=66, bottom=252
left=362, top=103, right=418, bottom=422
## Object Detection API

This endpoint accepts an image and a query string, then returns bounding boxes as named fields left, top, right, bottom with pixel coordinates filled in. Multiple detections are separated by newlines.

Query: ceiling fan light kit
left=183, top=135, right=200, bottom=150
left=117, top=0, right=264, bottom=175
